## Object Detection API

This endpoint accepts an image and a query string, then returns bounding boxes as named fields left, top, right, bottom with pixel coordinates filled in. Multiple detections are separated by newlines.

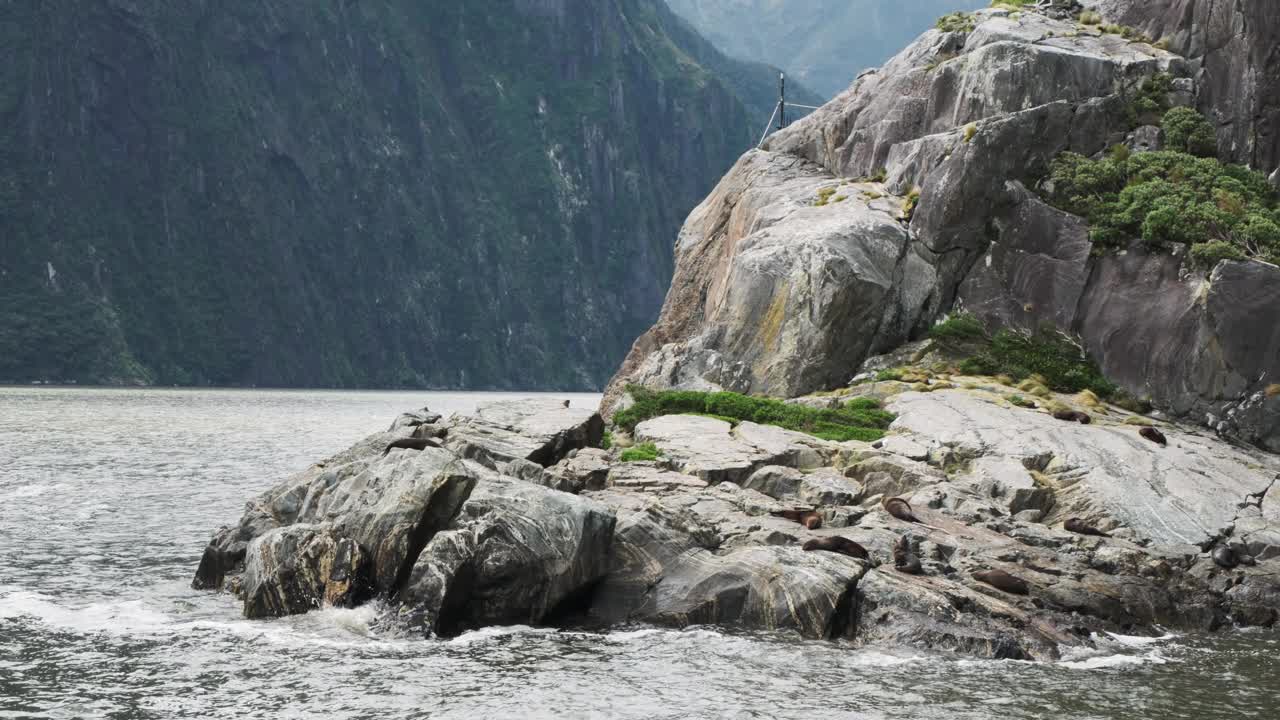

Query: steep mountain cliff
left=608, top=0, right=1280, bottom=450
left=667, top=0, right=986, bottom=97
left=0, top=0, right=794, bottom=389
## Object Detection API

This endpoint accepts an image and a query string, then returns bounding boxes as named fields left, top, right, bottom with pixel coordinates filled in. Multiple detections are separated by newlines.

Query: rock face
left=197, top=397, right=1280, bottom=659
left=192, top=403, right=610, bottom=629
left=604, top=2, right=1280, bottom=450
left=1094, top=0, right=1280, bottom=171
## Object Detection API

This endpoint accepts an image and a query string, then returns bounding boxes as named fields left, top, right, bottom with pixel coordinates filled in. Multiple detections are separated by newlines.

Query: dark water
left=1, top=387, right=1277, bottom=719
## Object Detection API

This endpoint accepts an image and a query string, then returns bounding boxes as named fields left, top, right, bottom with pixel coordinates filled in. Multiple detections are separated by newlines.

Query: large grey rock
left=241, top=525, right=369, bottom=618
left=398, top=477, right=616, bottom=636
left=633, top=415, right=771, bottom=484
left=603, top=6, right=1186, bottom=414
left=446, top=399, right=603, bottom=469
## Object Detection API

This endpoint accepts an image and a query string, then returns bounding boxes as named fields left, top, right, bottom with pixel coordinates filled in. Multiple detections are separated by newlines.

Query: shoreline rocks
left=194, top=395, right=1280, bottom=659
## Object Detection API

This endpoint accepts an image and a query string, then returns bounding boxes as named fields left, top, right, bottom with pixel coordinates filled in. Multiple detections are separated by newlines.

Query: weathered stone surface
left=540, top=448, right=613, bottom=494
left=241, top=525, right=369, bottom=618
left=446, top=399, right=603, bottom=469
left=398, top=477, right=616, bottom=636
left=633, top=415, right=770, bottom=484
left=886, top=389, right=1280, bottom=545
left=743, top=465, right=863, bottom=507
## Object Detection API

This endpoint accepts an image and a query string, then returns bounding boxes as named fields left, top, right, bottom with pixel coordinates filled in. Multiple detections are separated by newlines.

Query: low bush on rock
left=614, top=386, right=895, bottom=442
left=1045, top=108, right=1280, bottom=266
left=936, top=12, right=976, bottom=34
left=620, top=442, right=660, bottom=462
left=958, top=326, right=1118, bottom=398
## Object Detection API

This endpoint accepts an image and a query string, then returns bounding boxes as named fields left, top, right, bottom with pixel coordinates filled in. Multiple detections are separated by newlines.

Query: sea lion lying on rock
left=893, top=535, right=923, bottom=575
left=772, top=509, right=822, bottom=530
left=1139, top=427, right=1168, bottom=446
left=973, top=569, right=1030, bottom=595
left=1064, top=518, right=1110, bottom=538
left=882, top=497, right=948, bottom=533
left=382, top=437, right=442, bottom=456
left=802, top=536, right=869, bottom=561
left=1052, top=409, right=1091, bottom=424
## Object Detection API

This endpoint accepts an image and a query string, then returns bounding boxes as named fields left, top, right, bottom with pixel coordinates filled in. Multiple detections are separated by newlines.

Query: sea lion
left=1064, top=517, right=1111, bottom=538
left=1052, top=409, right=1091, bottom=424
left=562, top=399, right=571, bottom=408
left=1212, top=545, right=1239, bottom=569
left=972, top=569, right=1029, bottom=595
left=882, top=497, right=950, bottom=534
left=803, top=536, right=869, bottom=561
left=1075, top=412, right=1092, bottom=425
left=893, top=535, right=923, bottom=575
left=772, top=509, right=822, bottom=530
left=382, top=437, right=442, bottom=456
left=1139, top=426, right=1168, bottom=446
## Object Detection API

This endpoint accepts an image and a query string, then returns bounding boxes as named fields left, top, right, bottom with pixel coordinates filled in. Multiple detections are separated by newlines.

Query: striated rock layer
left=604, top=2, right=1280, bottom=450
left=194, top=397, right=1280, bottom=660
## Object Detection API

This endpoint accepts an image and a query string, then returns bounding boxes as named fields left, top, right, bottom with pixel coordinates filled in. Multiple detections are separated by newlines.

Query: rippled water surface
left=1, top=387, right=1277, bottom=719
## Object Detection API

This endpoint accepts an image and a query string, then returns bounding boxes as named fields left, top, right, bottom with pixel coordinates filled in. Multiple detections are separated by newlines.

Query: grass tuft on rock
left=615, top=386, right=895, bottom=442
left=959, top=325, right=1118, bottom=398
left=619, top=442, right=660, bottom=462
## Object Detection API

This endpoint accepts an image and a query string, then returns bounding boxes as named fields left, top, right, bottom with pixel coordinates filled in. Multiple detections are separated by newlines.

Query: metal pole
left=778, top=73, right=786, bottom=130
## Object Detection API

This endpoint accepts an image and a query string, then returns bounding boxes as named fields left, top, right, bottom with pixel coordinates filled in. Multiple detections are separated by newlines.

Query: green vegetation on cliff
left=615, top=385, right=895, bottom=442
left=1045, top=109, right=1280, bottom=267
left=929, top=314, right=1118, bottom=398
left=0, top=0, right=785, bottom=388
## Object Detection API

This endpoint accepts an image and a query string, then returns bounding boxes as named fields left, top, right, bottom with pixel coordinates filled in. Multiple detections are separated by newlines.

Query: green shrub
left=929, top=312, right=987, bottom=342
left=1079, top=10, right=1102, bottom=25
left=600, top=430, right=614, bottom=450
left=876, top=368, right=905, bottom=382
left=1162, top=107, right=1217, bottom=157
left=870, top=167, right=888, bottom=183
left=1044, top=140, right=1278, bottom=262
left=613, top=385, right=895, bottom=442
left=902, top=188, right=921, bottom=220
left=963, top=124, right=977, bottom=143
left=619, top=443, right=660, bottom=462
left=1189, top=240, right=1245, bottom=269
left=936, top=12, right=976, bottom=33
left=1127, top=73, right=1172, bottom=127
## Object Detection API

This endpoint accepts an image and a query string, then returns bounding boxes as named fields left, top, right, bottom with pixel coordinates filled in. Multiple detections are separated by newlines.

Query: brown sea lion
left=882, top=497, right=949, bottom=534
left=1052, top=409, right=1091, bottom=424
left=1139, top=426, right=1168, bottom=446
left=972, top=569, right=1029, bottom=595
left=1064, top=518, right=1111, bottom=538
left=382, top=437, right=442, bottom=456
left=803, top=536, right=869, bottom=561
left=1212, top=545, right=1239, bottom=569
left=893, top=535, right=923, bottom=575
left=771, top=509, right=822, bottom=530
left=1075, top=412, right=1092, bottom=425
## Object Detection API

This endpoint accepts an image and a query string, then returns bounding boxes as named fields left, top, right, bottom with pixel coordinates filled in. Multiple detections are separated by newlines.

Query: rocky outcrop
left=604, top=2, right=1280, bottom=451
left=192, top=403, right=608, bottom=628
left=198, top=397, right=1280, bottom=658
left=1094, top=0, right=1280, bottom=172
left=961, top=185, right=1280, bottom=451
